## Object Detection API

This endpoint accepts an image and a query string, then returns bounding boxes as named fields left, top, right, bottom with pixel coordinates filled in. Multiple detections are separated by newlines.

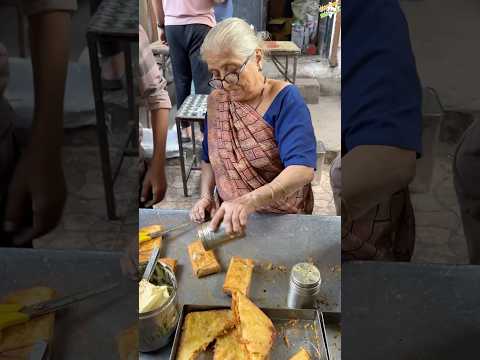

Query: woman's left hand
left=209, top=197, right=256, bottom=234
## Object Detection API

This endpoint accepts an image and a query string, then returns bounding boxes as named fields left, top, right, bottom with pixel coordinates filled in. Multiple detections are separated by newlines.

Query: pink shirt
left=162, top=0, right=216, bottom=27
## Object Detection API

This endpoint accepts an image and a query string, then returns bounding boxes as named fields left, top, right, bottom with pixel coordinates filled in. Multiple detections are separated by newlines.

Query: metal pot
left=139, top=265, right=180, bottom=352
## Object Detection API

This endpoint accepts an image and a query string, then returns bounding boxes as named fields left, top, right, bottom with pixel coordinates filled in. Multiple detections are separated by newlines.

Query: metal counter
left=140, top=209, right=341, bottom=359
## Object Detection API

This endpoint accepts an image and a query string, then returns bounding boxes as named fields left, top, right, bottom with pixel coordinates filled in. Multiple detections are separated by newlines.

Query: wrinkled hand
left=4, top=149, right=66, bottom=246
left=210, top=197, right=255, bottom=234
left=141, top=160, right=167, bottom=207
left=190, top=197, right=217, bottom=223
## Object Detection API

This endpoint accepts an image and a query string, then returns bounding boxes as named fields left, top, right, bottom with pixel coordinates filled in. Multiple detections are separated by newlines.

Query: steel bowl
left=139, top=263, right=180, bottom=352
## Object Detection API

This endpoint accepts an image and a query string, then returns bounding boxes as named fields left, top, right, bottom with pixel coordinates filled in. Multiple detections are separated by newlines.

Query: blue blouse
left=342, top=0, right=422, bottom=157
left=202, top=85, right=317, bottom=169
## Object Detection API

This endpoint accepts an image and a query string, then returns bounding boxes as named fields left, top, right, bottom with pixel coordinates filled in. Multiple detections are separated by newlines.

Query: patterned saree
left=207, top=93, right=313, bottom=214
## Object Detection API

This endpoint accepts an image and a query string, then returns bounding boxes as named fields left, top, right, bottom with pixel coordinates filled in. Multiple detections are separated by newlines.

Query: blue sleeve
left=342, top=0, right=422, bottom=157
left=202, top=112, right=210, bottom=163
left=272, top=86, right=317, bottom=168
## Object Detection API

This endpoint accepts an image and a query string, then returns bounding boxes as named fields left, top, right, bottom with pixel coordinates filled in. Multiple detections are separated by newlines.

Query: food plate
left=169, top=305, right=330, bottom=360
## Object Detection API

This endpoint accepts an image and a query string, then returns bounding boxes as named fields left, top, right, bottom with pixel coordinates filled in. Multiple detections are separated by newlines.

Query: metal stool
left=175, top=94, right=208, bottom=197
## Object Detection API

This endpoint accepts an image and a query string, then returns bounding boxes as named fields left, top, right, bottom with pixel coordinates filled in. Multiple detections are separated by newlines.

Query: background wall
left=400, top=0, right=480, bottom=110
left=233, top=0, right=268, bottom=31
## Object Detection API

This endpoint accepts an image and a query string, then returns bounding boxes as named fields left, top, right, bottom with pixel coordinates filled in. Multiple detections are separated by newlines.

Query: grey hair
left=201, top=17, right=270, bottom=61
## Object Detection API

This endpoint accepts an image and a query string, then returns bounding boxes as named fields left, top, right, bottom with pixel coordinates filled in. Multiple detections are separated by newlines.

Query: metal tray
left=322, top=312, right=341, bottom=360
left=169, top=305, right=330, bottom=360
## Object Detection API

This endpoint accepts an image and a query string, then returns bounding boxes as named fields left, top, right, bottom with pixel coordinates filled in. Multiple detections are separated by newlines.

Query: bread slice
left=139, top=225, right=163, bottom=237
left=0, top=287, right=55, bottom=355
left=214, top=328, right=250, bottom=360
left=139, top=225, right=163, bottom=264
left=139, top=237, right=163, bottom=264
left=232, top=292, right=275, bottom=360
left=289, top=347, right=312, bottom=360
left=176, top=310, right=235, bottom=360
left=187, top=240, right=221, bottom=278
left=223, top=257, right=254, bottom=296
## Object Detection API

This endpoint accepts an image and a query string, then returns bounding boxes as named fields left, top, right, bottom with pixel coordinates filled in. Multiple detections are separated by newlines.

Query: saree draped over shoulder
left=207, top=93, right=313, bottom=214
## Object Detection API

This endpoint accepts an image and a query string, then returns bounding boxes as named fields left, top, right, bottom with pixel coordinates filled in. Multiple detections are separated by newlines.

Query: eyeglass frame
left=208, top=51, right=256, bottom=89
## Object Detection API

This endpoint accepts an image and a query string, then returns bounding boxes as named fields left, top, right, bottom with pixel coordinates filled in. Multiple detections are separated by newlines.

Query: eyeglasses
left=208, top=53, right=254, bottom=89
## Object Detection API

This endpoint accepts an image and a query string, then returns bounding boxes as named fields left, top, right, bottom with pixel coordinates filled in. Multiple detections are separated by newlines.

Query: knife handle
left=0, top=303, right=23, bottom=312
left=0, top=304, right=30, bottom=331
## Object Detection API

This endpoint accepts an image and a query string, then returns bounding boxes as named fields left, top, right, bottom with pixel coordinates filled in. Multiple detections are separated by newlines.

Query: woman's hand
left=141, top=158, right=167, bottom=207
left=190, top=196, right=217, bottom=223
left=210, top=197, right=256, bottom=234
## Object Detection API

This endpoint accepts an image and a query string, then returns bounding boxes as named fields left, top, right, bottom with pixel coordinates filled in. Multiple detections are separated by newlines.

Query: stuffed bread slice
left=176, top=310, right=235, bottom=360
left=214, top=328, right=250, bottom=360
left=232, top=292, right=276, bottom=360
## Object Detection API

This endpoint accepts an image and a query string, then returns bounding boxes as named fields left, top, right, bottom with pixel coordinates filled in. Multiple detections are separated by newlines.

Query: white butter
left=139, top=279, right=170, bottom=313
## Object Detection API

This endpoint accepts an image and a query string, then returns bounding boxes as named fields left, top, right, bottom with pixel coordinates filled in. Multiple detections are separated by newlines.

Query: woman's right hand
left=190, top=196, right=217, bottom=223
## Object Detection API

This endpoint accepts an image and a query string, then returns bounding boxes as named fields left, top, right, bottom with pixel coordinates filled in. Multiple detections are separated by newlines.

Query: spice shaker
left=197, top=222, right=245, bottom=250
left=287, top=262, right=322, bottom=309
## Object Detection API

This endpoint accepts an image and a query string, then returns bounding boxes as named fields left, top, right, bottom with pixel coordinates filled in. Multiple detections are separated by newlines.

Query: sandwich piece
left=223, top=257, right=255, bottom=296
left=159, top=258, right=177, bottom=272
left=176, top=310, right=235, bottom=360
left=139, top=237, right=162, bottom=264
left=232, top=292, right=276, bottom=360
left=214, top=328, right=250, bottom=360
left=0, top=287, right=56, bottom=356
left=187, top=240, right=221, bottom=278
left=139, top=225, right=164, bottom=264
left=289, top=348, right=312, bottom=360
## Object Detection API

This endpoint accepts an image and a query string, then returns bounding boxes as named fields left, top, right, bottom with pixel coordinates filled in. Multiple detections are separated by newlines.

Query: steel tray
left=169, top=304, right=330, bottom=360
left=322, top=312, right=341, bottom=360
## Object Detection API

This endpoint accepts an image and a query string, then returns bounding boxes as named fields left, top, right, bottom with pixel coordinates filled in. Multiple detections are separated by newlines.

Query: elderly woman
left=190, top=18, right=317, bottom=234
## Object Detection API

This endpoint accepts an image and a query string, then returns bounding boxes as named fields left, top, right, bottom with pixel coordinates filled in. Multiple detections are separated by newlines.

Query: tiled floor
left=411, top=138, right=470, bottom=264
left=34, top=124, right=138, bottom=251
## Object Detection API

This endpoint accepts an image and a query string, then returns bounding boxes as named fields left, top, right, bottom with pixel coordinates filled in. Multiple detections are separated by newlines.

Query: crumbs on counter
left=259, top=262, right=289, bottom=273
left=286, top=319, right=300, bottom=328
left=316, top=296, right=330, bottom=306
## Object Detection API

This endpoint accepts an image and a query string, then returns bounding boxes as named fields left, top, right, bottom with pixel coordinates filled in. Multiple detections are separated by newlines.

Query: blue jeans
left=165, top=24, right=211, bottom=129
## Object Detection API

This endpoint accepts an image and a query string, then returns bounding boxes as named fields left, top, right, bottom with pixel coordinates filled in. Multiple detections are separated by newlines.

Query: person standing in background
left=156, top=0, right=222, bottom=142
left=138, top=25, right=171, bottom=208
left=214, top=0, right=234, bottom=22
left=1, top=1, right=77, bottom=246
